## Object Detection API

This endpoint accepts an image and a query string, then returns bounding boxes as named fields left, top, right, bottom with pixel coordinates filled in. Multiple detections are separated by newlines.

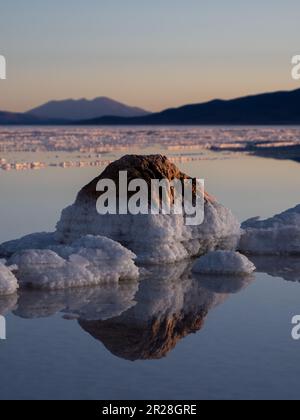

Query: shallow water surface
left=1, top=134, right=300, bottom=400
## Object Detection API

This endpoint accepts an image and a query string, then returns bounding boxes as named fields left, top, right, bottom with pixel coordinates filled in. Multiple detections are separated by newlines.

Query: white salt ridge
left=8, top=235, right=139, bottom=291
left=192, top=251, right=256, bottom=275
left=56, top=200, right=241, bottom=264
left=2, top=127, right=300, bottom=155
left=0, top=232, right=57, bottom=258
left=0, top=204, right=241, bottom=266
left=0, top=263, right=19, bottom=296
left=239, top=204, right=300, bottom=255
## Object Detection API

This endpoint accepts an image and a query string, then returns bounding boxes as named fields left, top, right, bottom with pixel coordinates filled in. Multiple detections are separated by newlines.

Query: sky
left=0, top=0, right=300, bottom=112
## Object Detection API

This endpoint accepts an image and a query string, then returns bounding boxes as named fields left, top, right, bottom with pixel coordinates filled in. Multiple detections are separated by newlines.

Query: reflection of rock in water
left=250, top=256, right=300, bottom=283
left=79, top=263, right=254, bottom=361
left=7, top=262, right=253, bottom=361
left=0, top=294, right=18, bottom=316
left=196, top=273, right=254, bottom=294
left=14, top=281, right=139, bottom=321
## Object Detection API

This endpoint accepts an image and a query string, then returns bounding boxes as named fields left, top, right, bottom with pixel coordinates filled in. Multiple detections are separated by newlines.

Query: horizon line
left=2, top=85, right=300, bottom=115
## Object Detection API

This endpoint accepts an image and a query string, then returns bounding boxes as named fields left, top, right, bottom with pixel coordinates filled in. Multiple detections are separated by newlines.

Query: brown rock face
left=76, top=154, right=214, bottom=205
left=79, top=310, right=207, bottom=361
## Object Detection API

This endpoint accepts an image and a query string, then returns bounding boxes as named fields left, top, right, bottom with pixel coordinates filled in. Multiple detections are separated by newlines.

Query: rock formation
left=0, top=154, right=242, bottom=292
left=192, top=251, right=256, bottom=275
left=56, top=155, right=241, bottom=264
left=239, top=204, right=300, bottom=255
left=0, top=262, right=19, bottom=296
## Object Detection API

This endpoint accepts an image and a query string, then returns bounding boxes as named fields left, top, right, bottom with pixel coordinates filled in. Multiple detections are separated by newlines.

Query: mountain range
left=1, top=88, right=300, bottom=125
left=78, top=88, right=300, bottom=125
left=27, top=97, right=149, bottom=121
left=0, top=97, right=148, bottom=125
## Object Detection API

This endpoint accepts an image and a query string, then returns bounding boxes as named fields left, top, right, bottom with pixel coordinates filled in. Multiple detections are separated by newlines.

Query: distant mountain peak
left=26, top=97, right=150, bottom=120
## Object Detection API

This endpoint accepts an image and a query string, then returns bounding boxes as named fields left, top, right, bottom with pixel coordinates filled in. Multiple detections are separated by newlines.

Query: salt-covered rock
left=0, top=232, right=57, bottom=258
left=192, top=251, right=256, bottom=275
left=0, top=263, right=19, bottom=296
left=56, top=155, right=241, bottom=264
left=0, top=155, right=241, bottom=282
left=239, top=204, right=300, bottom=255
left=9, top=235, right=139, bottom=291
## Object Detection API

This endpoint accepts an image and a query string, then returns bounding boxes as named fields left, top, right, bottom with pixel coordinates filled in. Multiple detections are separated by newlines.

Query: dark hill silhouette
left=2, top=88, right=300, bottom=125
left=77, top=88, right=300, bottom=125
left=0, top=111, right=50, bottom=125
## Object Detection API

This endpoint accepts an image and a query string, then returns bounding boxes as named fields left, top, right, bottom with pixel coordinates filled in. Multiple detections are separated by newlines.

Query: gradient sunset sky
left=1, top=0, right=300, bottom=112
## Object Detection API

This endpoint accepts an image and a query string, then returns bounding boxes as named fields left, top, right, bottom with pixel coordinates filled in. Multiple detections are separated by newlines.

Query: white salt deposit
left=239, top=204, right=300, bottom=255
left=0, top=205, right=241, bottom=266
left=0, top=232, right=57, bottom=258
left=0, top=154, right=242, bottom=285
left=0, top=263, right=19, bottom=296
left=192, top=251, right=256, bottom=275
left=8, top=235, right=139, bottom=291
left=56, top=200, right=241, bottom=264
left=0, top=153, right=242, bottom=266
